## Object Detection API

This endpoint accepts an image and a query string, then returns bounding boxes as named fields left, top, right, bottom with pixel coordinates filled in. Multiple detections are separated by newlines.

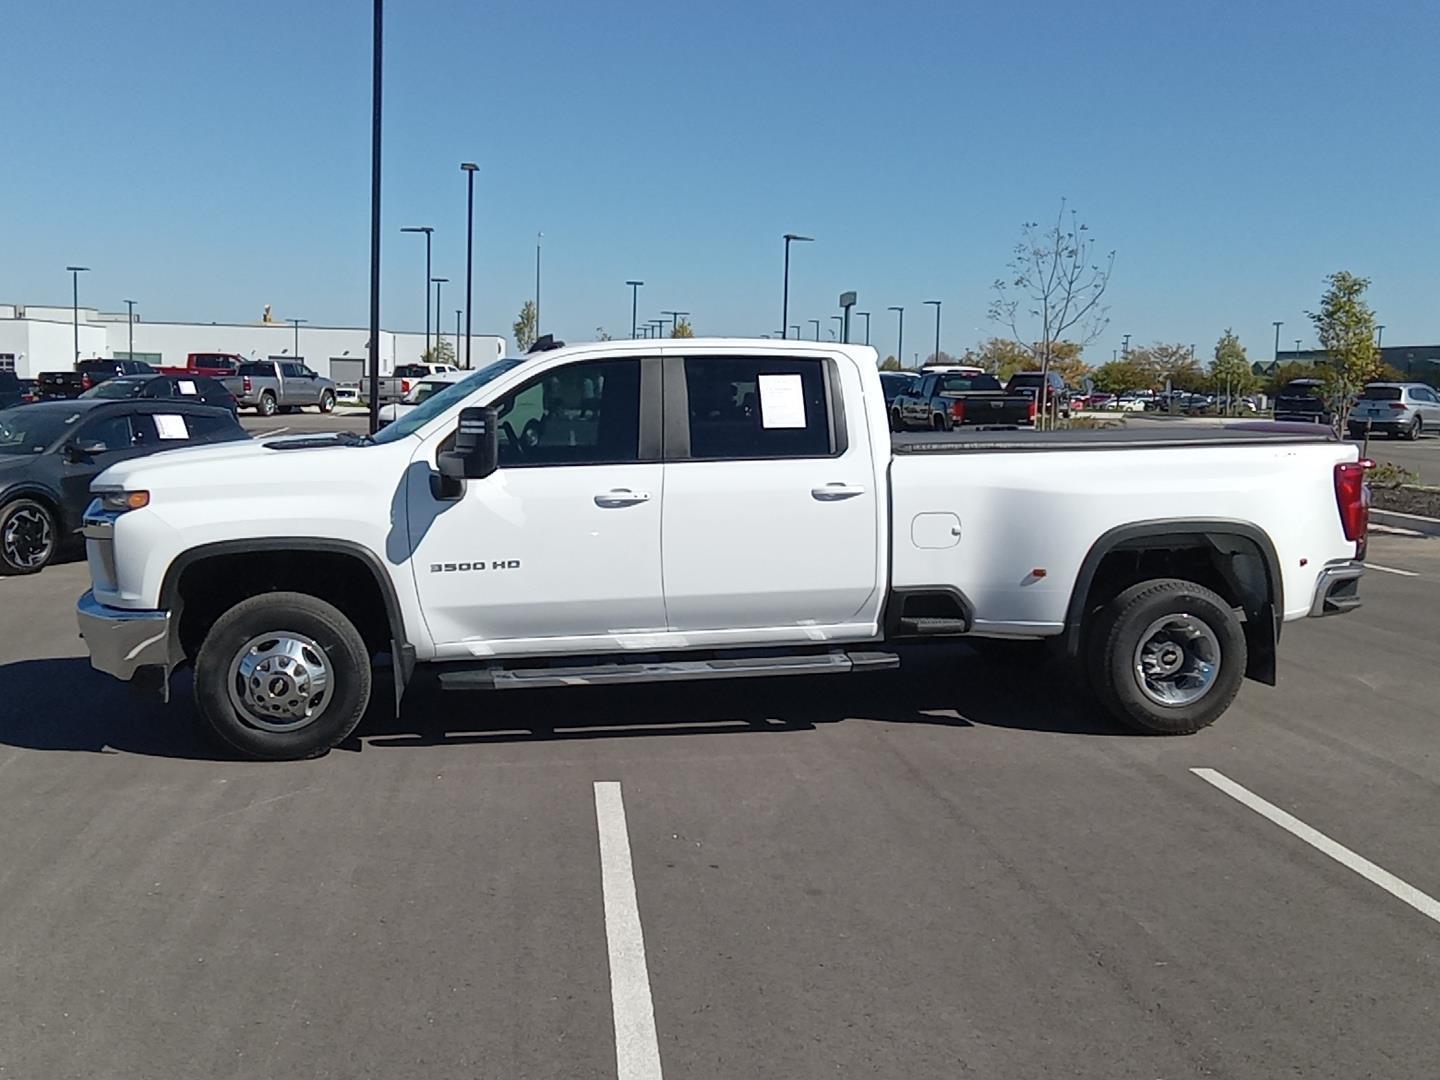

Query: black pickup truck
left=1273, top=378, right=1334, bottom=425
left=37, top=359, right=156, bottom=401
left=889, top=370, right=1035, bottom=431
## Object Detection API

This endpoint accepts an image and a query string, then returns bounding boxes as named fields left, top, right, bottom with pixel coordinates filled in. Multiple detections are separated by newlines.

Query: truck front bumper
left=1308, top=560, right=1365, bottom=617
left=76, top=590, right=176, bottom=682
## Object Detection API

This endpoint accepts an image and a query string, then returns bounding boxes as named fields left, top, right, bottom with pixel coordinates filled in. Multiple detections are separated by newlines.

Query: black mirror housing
left=436, top=406, right=499, bottom=494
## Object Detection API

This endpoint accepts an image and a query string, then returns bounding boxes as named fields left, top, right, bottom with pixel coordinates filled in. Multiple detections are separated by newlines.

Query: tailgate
left=949, top=393, right=1032, bottom=426
left=37, top=372, right=83, bottom=398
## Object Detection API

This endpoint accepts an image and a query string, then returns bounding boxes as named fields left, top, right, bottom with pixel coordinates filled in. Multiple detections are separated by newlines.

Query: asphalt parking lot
left=2, top=528, right=1439, bottom=1078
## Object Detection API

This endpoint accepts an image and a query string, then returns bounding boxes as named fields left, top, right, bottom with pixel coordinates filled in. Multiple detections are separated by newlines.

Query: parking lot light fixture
left=809, top=319, right=820, bottom=341
left=856, top=311, right=871, bottom=345
left=431, top=279, right=448, bottom=357
left=289, top=318, right=308, bottom=359
left=626, top=280, right=644, bottom=337
left=1295, top=339, right=1302, bottom=356
left=923, top=300, right=941, bottom=364
left=456, top=308, right=462, bottom=363
left=400, top=226, right=434, bottom=357
left=123, top=299, right=137, bottom=363
left=66, top=266, right=90, bottom=361
left=831, top=315, right=844, bottom=340
left=1272, top=320, right=1283, bottom=364
left=1376, top=324, right=1385, bottom=349
left=888, top=306, right=904, bottom=369
left=663, top=310, right=688, bottom=336
left=781, top=233, right=813, bottom=338
left=460, top=163, right=479, bottom=368
left=790, top=324, right=800, bottom=339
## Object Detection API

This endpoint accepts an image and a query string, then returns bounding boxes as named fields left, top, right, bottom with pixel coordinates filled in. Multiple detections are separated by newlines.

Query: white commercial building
left=0, top=302, right=506, bottom=386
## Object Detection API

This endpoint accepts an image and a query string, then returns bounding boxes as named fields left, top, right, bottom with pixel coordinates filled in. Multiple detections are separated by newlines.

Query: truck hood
left=93, top=433, right=408, bottom=492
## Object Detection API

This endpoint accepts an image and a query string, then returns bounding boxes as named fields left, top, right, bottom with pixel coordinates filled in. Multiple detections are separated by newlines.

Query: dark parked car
left=0, top=372, right=23, bottom=409
left=81, top=373, right=238, bottom=414
left=0, top=399, right=247, bottom=574
left=890, top=371, right=1035, bottom=431
left=879, top=371, right=917, bottom=406
left=37, top=359, right=156, bottom=400
left=1273, top=378, right=1333, bottom=425
left=1005, top=370, right=1072, bottom=418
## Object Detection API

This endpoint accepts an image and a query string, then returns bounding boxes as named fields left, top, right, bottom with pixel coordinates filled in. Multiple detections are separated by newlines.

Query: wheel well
left=2, top=488, right=64, bottom=530
left=1065, top=528, right=1280, bottom=684
left=171, top=549, right=393, bottom=661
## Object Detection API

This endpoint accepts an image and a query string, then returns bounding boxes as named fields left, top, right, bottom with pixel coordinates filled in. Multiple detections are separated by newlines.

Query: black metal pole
left=456, top=309, right=462, bottom=362
left=809, top=319, right=820, bottom=341
left=535, top=234, right=542, bottom=339
left=367, top=0, right=382, bottom=434
left=72, top=271, right=79, bottom=361
left=857, top=311, right=870, bottom=346
left=1272, top=321, right=1282, bottom=365
left=889, top=306, right=904, bottom=368
left=782, top=239, right=790, bottom=339
left=462, top=162, right=477, bottom=368
left=124, top=299, right=136, bottom=362
left=424, top=230, right=432, bottom=358
left=626, top=281, right=643, bottom=338
left=431, top=278, right=446, bottom=356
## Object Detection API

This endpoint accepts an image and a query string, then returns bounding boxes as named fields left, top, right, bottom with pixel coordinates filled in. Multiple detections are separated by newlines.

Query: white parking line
left=1364, top=562, right=1418, bottom=577
left=1192, top=768, right=1440, bottom=926
left=594, top=781, right=664, bottom=1080
left=261, top=426, right=290, bottom=436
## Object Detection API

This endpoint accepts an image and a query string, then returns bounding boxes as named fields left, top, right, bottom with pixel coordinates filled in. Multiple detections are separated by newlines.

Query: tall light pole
left=123, top=299, right=137, bottom=363
left=789, top=324, right=800, bottom=339
left=781, top=234, right=813, bottom=338
left=535, top=232, right=543, bottom=339
left=924, top=300, right=941, bottom=365
left=1121, top=332, right=1131, bottom=358
left=455, top=309, right=462, bottom=363
left=830, top=315, right=844, bottom=341
left=856, top=311, right=871, bottom=346
left=650, top=319, right=665, bottom=339
left=289, top=317, right=307, bottom=359
left=663, top=310, right=688, bottom=336
left=66, top=266, right=89, bottom=362
left=1272, top=320, right=1283, bottom=365
left=888, top=306, right=904, bottom=368
left=808, top=318, right=820, bottom=341
left=431, top=278, right=448, bottom=357
left=626, top=280, right=644, bottom=338
left=1295, top=338, right=1302, bottom=356
left=1376, top=324, right=1386, bottom=350
left=400, top=225, right=433, bottom=358
left=368, top=0, right=383, bottom=434
left=460, top=162, right=478, bottom=369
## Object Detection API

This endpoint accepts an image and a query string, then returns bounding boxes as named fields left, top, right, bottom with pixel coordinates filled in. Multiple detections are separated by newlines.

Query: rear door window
left=681, top=357, right=833, bottom=460
left=77, top=414, right=136, bottom=452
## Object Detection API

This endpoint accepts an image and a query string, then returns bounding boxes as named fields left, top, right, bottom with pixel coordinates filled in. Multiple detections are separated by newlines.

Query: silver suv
left=1347, top=382, right=1440, bottom=440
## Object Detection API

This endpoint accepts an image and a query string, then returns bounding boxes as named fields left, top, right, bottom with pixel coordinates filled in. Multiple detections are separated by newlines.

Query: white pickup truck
left=75, top=339, right=1371, bottom=760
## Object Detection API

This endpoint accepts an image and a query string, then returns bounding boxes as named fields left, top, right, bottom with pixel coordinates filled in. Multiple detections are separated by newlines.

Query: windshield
left=939, top=374, right=1002, bottom=393
left=406, top=379, right=453, bottom=405
left=0, top=407, right=83, bottom=455
left=82, top=378, right=149, bottom=399
left=371, top=359, right=523, bottom=444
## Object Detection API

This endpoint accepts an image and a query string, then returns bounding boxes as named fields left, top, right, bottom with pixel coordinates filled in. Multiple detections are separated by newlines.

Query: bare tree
left=988, top=200, right=1115, bottom=425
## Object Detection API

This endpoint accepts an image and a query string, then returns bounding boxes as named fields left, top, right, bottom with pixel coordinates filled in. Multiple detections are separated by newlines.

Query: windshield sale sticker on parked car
left=758, top=374, right=807, bottom=428
left=154, top=414, right=190, bottom=440
left=177, top=381, right=197, bottom=395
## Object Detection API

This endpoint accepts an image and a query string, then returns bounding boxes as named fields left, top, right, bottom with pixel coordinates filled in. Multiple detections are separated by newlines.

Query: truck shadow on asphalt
left=0, top=644, right=1129, bottom=760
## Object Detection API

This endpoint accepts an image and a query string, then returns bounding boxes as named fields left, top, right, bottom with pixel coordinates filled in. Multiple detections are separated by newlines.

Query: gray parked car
left=1347, top=382, right=1440, bottom=440
left=229, top=361, right=337, bottom=416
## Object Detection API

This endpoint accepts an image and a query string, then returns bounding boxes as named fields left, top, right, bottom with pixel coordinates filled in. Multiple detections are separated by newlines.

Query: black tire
left=192, top=591, right=372, bottom=760
left=931, top=413, right=951, bottom=432
left=1086, top=578, right=1246, bottom=736
left=0, top=497, right=57, bottom=575
left=1408, top=417, right=1422, bottom=441
left=257, top=392, right=277, bottom=417
left=319, top=390, right=336, bottom=413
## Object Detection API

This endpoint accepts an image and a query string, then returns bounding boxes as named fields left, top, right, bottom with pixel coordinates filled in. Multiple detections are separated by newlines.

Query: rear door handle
left=811, top=484, right=866, bottom=501
left=594, top=489, right=651, bottom=508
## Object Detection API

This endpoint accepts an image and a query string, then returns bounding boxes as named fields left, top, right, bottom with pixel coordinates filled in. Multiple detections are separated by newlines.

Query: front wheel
left=192, top=591, right=373, bottom=760
left=318, top=390, right=336, bottom=413
left=1087, top=578, right=1246, bottom=735
left=0, top=498, right=57, bottom=575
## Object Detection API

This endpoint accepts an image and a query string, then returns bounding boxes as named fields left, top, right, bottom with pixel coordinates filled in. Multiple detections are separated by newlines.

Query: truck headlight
left=98, top=490, right=151, bottom=513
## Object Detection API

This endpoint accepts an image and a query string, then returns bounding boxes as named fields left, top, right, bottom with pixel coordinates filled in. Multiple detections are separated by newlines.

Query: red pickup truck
left=158, top=353, right=247, bottom=379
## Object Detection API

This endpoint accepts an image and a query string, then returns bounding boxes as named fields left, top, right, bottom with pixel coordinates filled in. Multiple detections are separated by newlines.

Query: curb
left=1372, top=508, right=1440, bottom=538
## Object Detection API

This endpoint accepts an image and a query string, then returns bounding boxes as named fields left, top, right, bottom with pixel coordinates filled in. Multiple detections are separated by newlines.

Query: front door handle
left=811, top=484, right=866, bottom=501
left=594, top=489, right=651, bottom=508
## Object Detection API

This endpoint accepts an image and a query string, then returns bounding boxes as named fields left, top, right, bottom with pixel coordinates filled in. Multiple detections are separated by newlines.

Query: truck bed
left=891, top=422, right=1337, bottom=455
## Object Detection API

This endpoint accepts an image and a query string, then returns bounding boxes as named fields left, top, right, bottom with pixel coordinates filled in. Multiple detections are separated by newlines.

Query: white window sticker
left=154, top=414, right=189, bottom=440
left=177, top=380, right=197, bottom=395
left=758, top=373, right=807, bottom=429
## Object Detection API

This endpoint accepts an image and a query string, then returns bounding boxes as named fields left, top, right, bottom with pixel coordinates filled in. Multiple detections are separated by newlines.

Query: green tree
left=879, top=355, right=903, bottom=371
left=988, top=200, right=1115, bottom=420
left=420, top=338, right=456, bottom=365
left=671, top=317, right=694, bottom=338
left=1307, top=271, right=1380, bottom=429
left=594, top=326, right=613, bottom=341
left=1092, top=358, right=1154, bottom=394
left=1207, top=328, right=1258, bottom=405
left=1131, top=342, right=1203, bottom=391
left=513, top=299, right=537, bottom=352
left=1263, top=360, right=1322, bottom=395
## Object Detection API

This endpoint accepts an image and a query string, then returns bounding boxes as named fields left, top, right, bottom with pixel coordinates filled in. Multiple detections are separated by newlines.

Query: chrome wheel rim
left=1132, top=614, right=1220, bottom=707
left=3, top=507, right=53, bottom=569
left=227, top=631, right=333, bottom=733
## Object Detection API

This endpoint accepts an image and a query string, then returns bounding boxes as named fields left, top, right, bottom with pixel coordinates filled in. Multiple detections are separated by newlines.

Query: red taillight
left=1387, top=402, right=1407, bottom=410
left=950, top=400, right=966, bottom=423
left=401, top=379, right=412, bottom=394
left=243, top=376, right=252, bottom=392
left=1027, top=399, right=1037, bottom=423
left=1334, top=459, right=1373, bottom=545
left=81, top=374, right=94, bottom=390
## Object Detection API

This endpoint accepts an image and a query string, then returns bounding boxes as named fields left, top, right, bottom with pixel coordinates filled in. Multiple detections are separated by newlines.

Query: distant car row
left=879, top=367, right=1080, bottom=431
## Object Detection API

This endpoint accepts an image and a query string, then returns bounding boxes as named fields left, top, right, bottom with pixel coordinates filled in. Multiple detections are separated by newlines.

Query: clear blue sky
left=4, top=0, right=1437, bottom=363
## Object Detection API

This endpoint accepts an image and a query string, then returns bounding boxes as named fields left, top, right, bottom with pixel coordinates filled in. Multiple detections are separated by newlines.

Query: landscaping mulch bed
left=1372, top=485, right=1440, bottom=519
